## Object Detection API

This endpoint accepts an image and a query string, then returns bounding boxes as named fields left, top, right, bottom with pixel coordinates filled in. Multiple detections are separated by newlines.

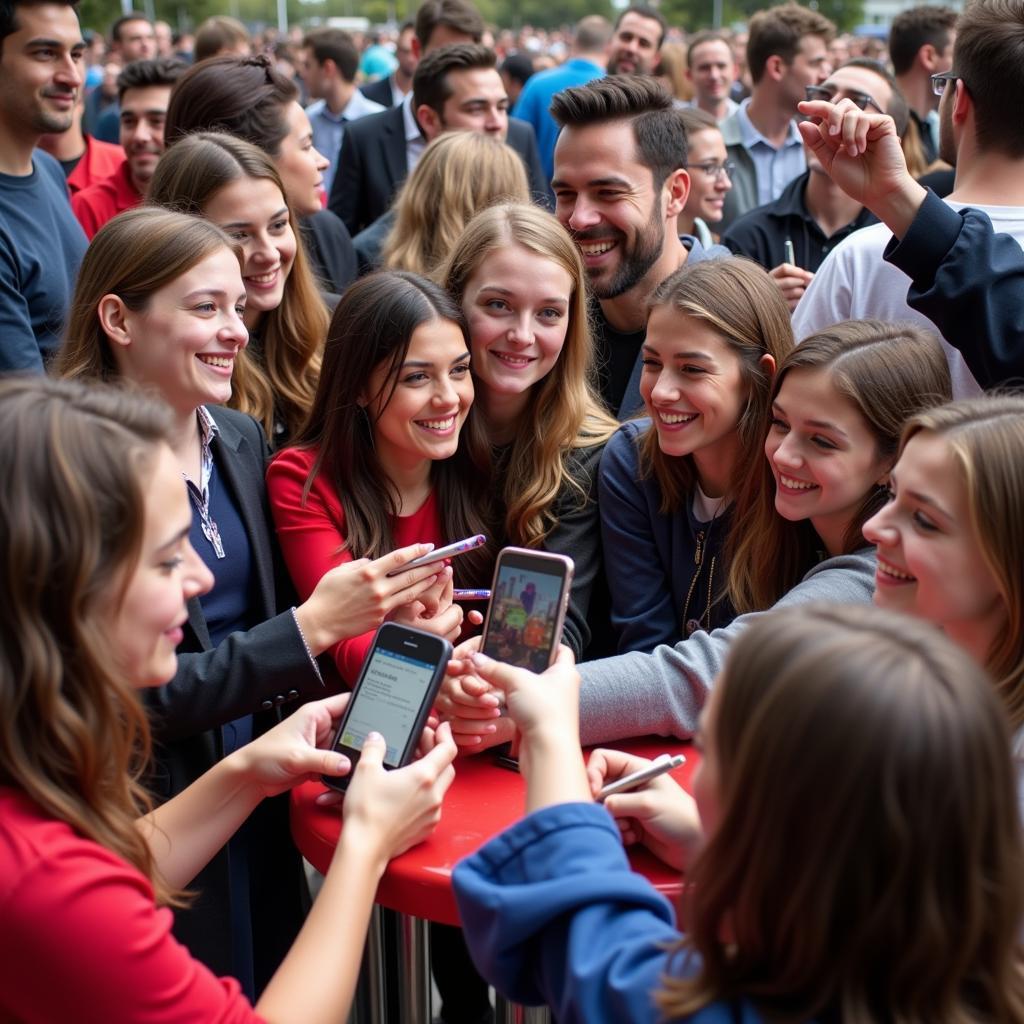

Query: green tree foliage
left=660, top=0, right=863, bottom=35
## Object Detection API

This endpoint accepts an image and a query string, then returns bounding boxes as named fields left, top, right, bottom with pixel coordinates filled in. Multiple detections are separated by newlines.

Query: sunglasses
left=804, top=84, right=884, bottom=113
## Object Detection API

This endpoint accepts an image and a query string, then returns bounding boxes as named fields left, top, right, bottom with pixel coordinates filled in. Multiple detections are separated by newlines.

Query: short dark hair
left=110, top=11, right=149, bottom=44
left=839, top=57, right=909, bottom=136
left=414, top=0, right=484, bottom=50
left=193, top=15, right=249, bottom=63
left=165, top=54, right=298, bottom=155
left=747, top=3, right=835, bottom=83
left=888, top=4, right=957, bottom=75
left=413, top=42, right=495, bottom=116
left=677, top=105, right=718, bottom=137
left=0, top=0, right=77, bottom=51
left=551, top=76, right=687, bottom=188
left=116, top=56, right=185, bottom=102
left=499, top=52, right=533, bottom=88
left=303, top=27, right=359, bottom=82
left=613, top=5, right=667, bottom=50
left=687, top=30, right=731, bottom=68
left=954, top=0, right=1024, bottom=157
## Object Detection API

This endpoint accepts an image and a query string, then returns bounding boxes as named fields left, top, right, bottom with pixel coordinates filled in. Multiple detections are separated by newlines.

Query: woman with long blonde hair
left=147, top=132, right=328, bottom=445
left=375, top=131, right=530, bottom=275
left=452, top=602, right=1024, bottom=1023
left=865, top=396, right=1024, bottom=799
left=437, top=202, right=618, bottom=659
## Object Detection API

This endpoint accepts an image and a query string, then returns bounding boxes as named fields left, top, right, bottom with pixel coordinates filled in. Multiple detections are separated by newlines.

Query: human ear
left=765, top=54, right=785, bottom=82
left=759, top=352, right=777, bottom=378
left=951, top=78, right=971, bottom=126
left=416, top=103, right=441, bottom=141
left=664, top=167, right=690, bottom=218
left=97, top=294, right=133, bottom=349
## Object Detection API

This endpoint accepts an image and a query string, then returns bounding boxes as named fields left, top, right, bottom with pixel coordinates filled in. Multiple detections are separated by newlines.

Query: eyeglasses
left=684, top=159, right=735, bottom=181
left=931, top=71, right=961, bottom=97
left=805, top=84, right=884, bottom=113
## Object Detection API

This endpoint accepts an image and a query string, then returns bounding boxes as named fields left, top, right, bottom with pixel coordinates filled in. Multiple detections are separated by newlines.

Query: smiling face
left=105, top=443, right=213, bottom=687
left=365, top=318, right=474, bottom=473
left=430, top=67, right=509, bottom=141
left=863, top=433, right=1005, bottom=661
left=202, top=176, right=297, bottom=325
left=119, top=84, right=171, bottom=194
left=110, top=247, right=249, bottom=415
left=682, top=128, right=731, bottom=226
left=273, top=100, right=328, bottom=216
left=764, top=367, right=889, bottom=556
left=0, top=3, right=84, bottom=140
left=688, top=38, right=735, bottom=105
left=463, top=244, right=572, bottom=415
left=607, top=11, right=662, bottom=76
left=640, top=307, right=751, bottom=497
left=553, top=120, right=667, bottom=301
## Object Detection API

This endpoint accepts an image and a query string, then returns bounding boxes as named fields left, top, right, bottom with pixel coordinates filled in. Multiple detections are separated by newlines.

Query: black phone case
left=320, top=623, right=452, bottom=792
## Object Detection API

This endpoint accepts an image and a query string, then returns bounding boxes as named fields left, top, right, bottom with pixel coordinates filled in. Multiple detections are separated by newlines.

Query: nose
left=771, top=431, right=803, bottom=468
left=650, top=369, right=681, bottom=405
left=312, top=145, right=328, bottom=171
left=249, top=231, right=277, bottom=266
left=58, top=52, right=83, bottom=89
left=485, top=106, right=507, bottom=135
left=182, top=540, right=214, bottom=600
left=566, top=194, right=601, bottom=233
left=133, top=119, right=153, bottom=144
left=862, top=503, right=897, bottom=547
left=221, top=309, right=249, bottom=349
left=432, top=373, right=460, bottom=408
left=716, top=168, right=732, bottom=192
left=507, top=314, right=533, bottom=346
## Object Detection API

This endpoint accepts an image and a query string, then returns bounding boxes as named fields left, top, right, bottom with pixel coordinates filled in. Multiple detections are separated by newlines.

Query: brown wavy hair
left=56, top=207, right=242, bottom=387
left=899, top=396, right=1024, bottom=730
left=0, top=377, right=180, bottom=905
left=637, top=257, right=794, bottom=516
left=284, top=271, right=493, bottom=586
left=437, top=203, right=618, bottom=546
left=660, top=602, right=1024, bottom=1021
left=727, top=320, right=952, bottom=614
left=147, top=131, right=328, bottom=441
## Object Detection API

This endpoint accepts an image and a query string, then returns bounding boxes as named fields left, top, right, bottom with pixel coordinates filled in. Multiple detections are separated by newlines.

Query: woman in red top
left=268, top=271, right=493, bottom=684
left=0, top=377, right=457, bottom=1023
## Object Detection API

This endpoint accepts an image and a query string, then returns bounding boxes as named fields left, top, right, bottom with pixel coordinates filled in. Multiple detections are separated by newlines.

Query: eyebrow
left=157, top=524, right=192, bottom=551
left=889, top=472, right=954, bottom=521
left=402, top=352, right=472, bottom=369
left=219, top=207, right=289, bottom=229
left=27, top=36, right=84, bottom=48
left=551, top=175, right=632, bottom=190
left=477, top=285, right=568, bottom=304
left=182, top=288, right=246, bottom=304
left=771, top=401, right=850, bottom=439
left=642, top=345, right=713, bottom=360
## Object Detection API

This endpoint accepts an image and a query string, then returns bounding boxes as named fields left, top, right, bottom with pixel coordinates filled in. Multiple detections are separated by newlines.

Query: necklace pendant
left=685, top=618, right=703, bottom=636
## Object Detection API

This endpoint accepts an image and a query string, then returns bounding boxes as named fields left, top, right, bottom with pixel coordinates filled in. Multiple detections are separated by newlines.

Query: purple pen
left=386, top=534, right=488, bottom=577
left=453, top=589, right=491, bottom=601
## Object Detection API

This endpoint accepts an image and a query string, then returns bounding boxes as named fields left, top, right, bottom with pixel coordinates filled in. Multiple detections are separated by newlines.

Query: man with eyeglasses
left=792, top=0, right=1024, bottom=400
left=723, top=60, right=908, bottom=310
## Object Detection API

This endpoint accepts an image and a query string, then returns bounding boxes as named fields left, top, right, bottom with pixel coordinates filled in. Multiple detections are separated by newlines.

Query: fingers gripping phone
left=322, top=623, right=452, bottom=791
left=480, top=548, right=574, bottom=673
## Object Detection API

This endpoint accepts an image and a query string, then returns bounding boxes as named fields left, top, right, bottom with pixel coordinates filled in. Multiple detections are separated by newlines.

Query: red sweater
left=266, top=445, right=446, bottom=684
left=71, top=160, right=142, bottom=239
left=0, top=788, right=262, bottom=1024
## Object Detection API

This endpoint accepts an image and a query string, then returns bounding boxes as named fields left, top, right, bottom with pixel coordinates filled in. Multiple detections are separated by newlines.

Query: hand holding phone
left=322, top=623, right=453, bottom=791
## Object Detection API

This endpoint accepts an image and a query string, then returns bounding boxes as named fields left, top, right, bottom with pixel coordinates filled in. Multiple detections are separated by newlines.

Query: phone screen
left=482, top=556, right=567, bottom=672
left=336, top=646, right=438, bottom=767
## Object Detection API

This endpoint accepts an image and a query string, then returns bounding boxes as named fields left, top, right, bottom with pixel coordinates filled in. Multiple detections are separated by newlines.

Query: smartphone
left=480, top=548, right=574, bottom=673
left=321, top=623, right=452, bottom=791
left=385, top=534, right=487, bottom=577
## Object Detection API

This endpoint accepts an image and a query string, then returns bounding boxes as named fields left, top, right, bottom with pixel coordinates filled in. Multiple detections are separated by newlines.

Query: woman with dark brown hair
left=0, top=376, right=457, bottom=1022
left=453, top=602, right=1024, bottom=1023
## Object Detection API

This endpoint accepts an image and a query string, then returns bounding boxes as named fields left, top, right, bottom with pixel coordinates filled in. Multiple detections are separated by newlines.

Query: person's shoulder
left=603, top=419, right=649, bottom=467
left=269, top=443, right=318, bottom=476
left=30, top=148, right=67, bottom=190
left=206, top=405, right=266, bottom=450
left=683, top=235, right=731, bottom=262
left=347, top=103, right=401, bottom=140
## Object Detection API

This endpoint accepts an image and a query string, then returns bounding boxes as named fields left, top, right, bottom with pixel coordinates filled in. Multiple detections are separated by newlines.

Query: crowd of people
left=2, top=0, right=1024, bottom=1019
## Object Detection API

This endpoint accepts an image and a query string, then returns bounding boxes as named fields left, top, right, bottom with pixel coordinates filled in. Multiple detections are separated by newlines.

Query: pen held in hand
left=386, top=534, right=487, bottom=577
left=597, top=753, right=686, bottom=801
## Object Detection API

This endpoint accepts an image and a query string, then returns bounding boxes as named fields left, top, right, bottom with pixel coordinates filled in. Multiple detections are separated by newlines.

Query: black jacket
left=360, top=75, right=397, bottom=108
left=327, top=103, right=549, bottom=234
left=144, top=406, right=336, bottom=992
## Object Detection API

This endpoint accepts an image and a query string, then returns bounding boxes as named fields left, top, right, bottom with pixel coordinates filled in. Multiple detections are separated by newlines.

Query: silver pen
left=783, top=238, right=796, bottom=266
left=597, top=753, right=686, bottom=801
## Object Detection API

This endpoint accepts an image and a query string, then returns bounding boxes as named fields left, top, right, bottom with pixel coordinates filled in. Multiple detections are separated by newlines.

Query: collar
left=401, top=90, right=424, bottom=144
left=736, top=98, right=802, bottom=151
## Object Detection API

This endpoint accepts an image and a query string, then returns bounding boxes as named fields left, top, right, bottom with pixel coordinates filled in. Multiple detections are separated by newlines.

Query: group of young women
left=3, top=56, right=1024, bottom=1022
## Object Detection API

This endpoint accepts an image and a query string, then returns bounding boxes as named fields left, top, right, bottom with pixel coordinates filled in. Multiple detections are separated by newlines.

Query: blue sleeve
left=453, top=803, right=685, bottom=1024
left=599, top=423, right=680, bottom=654
left=884, top=189, right=1024, bottom=388
left=0, top=236, right=44, bottom=373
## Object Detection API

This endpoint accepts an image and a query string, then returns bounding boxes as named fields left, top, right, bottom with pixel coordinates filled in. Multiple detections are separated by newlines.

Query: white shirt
left=792, top=199, right=1024, bottom=398
left=306, top=90, right=385, bottom=194
left=401, top=91, right=426, bottom=173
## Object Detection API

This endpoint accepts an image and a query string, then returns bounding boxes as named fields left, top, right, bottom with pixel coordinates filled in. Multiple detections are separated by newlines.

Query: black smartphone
left=479, top=548, right=575, bottom=673
left=321, top=623, right=452, bottom=792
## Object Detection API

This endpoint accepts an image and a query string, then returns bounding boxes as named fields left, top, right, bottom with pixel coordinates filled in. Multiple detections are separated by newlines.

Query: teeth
left=579, top=240, right=616, bottom=256
left=418, top=417, right=455, bottom=431
left=247, top=270, right=278, bottom=284
left=878, top=558, right=915, bottom=581
left=494, top=352, right=532, bottom=366
left=780, top=474, right=817, bottom=491
left=198, top=355, right=232, bottom=368
left=658, top=411, right=697, bottom=425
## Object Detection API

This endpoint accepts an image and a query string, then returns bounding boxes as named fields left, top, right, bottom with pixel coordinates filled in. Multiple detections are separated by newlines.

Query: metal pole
left=350, top=906, right=386, bottom=1024
left=713, top=0, right=724, bottom=30
left=277, top=0, right=288, bottom=38
left=495, top=996, right=551, bottom=1024
left=397, top=914, right=431, bottom=1024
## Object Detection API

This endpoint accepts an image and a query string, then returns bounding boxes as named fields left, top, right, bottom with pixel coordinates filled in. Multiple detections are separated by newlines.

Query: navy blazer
left=360, top=74, right=397, bottom=108
left=328, top=104, right=550, bottom=234
left=143, top=406, right=334, bottom=992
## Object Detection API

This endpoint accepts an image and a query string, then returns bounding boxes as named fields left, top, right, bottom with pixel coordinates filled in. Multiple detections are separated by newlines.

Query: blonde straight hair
left=437, top=203, right=618, bottom=546
left=383, top=132, right=530, bottom=276
left=900, top=396, right=1024, bottom=729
